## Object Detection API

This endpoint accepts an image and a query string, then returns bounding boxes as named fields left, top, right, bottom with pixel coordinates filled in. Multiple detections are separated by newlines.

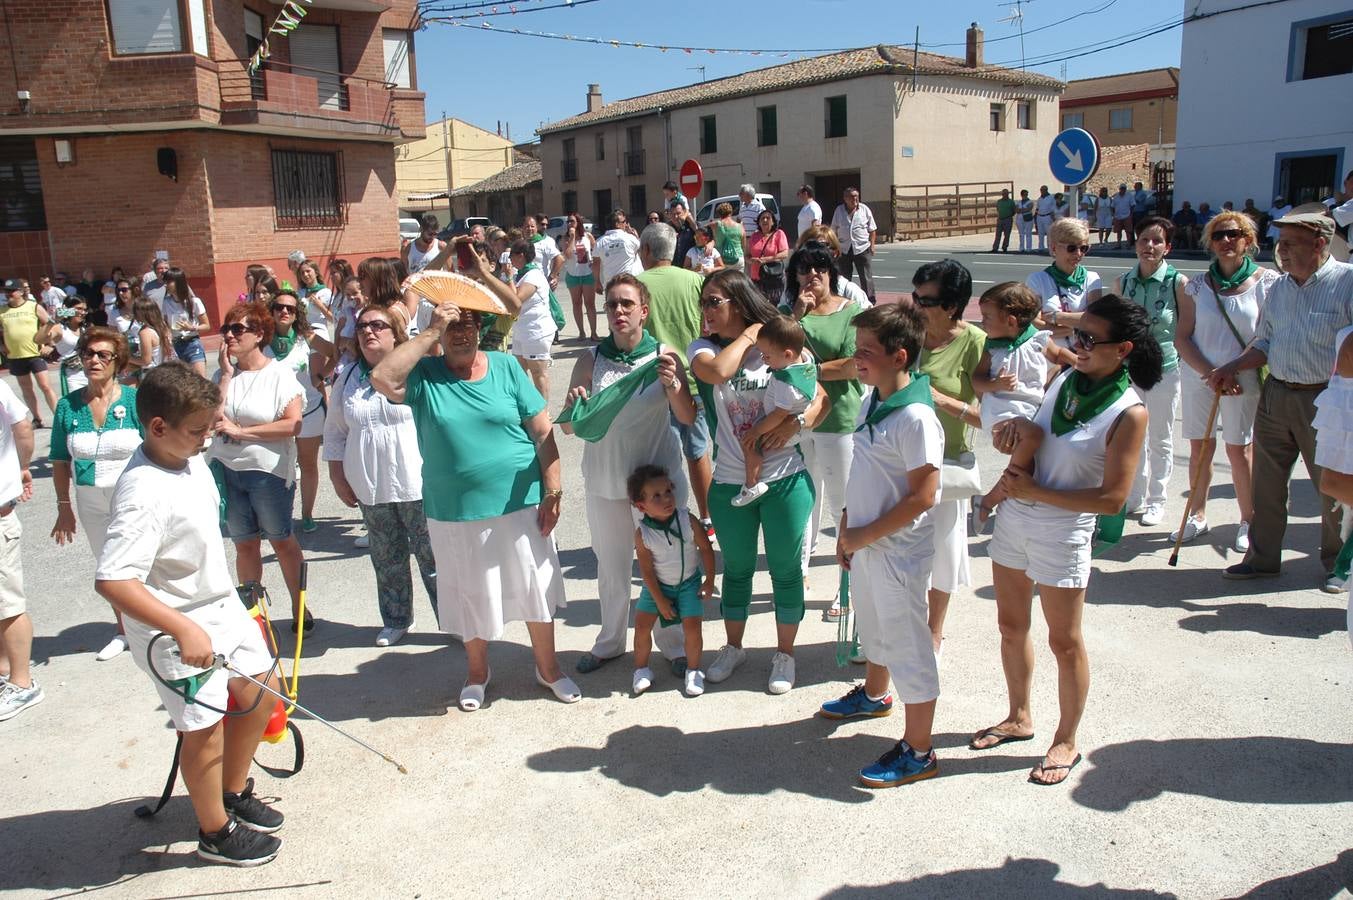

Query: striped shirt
left=1252, top=256, right=1353, bottom=384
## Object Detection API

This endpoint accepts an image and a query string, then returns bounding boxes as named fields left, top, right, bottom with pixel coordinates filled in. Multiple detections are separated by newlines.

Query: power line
left=418, top=0, right=600, bottom=19
left=420, top=17, right=856, bottom=54
left=919, top=0, right=1117, bottom=47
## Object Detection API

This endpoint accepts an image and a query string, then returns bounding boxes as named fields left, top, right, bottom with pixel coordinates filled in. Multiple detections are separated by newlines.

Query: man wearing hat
left=1209, top=212, right=1353, bottom=589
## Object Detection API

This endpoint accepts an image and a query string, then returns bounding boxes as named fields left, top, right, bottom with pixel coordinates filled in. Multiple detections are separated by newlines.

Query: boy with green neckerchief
left=733, top=315, right=816, bottom=508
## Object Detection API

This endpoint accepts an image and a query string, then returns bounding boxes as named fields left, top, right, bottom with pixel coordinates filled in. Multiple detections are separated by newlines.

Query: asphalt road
left=4, top=236, right=1350, bottom=898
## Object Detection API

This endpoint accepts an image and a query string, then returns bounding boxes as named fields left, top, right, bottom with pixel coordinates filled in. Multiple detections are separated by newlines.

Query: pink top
left=748, top=229, right=788, bottom=281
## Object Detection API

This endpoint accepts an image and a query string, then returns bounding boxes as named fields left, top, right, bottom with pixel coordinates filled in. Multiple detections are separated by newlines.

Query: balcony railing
left=624, top=150, right=645, bottom=176
left=561, top=159, right=578, bottom=182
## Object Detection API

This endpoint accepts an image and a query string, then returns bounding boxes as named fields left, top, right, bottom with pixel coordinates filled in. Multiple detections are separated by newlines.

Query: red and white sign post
left=679, top=159, right=703, bottom=200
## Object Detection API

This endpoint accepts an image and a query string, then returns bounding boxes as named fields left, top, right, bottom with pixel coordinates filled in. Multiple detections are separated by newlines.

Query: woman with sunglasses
left=210, top=301, right=311, bottom=633
left=689, top=269, right=828, bottom=695
left=1118, top=216, right=1189, bottom=529
left=324, top=304, right=436, bottom=648
left=972, top=295, right=1160, bottom=785
left=1026, top=218, right=1103, bottom=347
left=1173, top=211, right=1278, bottom=551
left=791, top=226, right=871, bottom=309
left=46, top=296, right=90, bottom=397
left=560, top=274, right=696, bottom=678
left=126, top=297, right=170, bottom=384
left=264, top=292, right=325, bottom=534
left=108, top=279, right=135, bottom=336
left=161, top=266, right=210, bottom=377
left=48, top=326, right=142, bottom=661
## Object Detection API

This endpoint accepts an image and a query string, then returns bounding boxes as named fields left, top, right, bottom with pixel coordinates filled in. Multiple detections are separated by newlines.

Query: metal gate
left=891, top=181, right=1013, bottom=241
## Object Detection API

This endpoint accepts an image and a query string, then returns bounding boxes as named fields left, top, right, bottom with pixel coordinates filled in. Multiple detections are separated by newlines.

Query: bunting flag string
left=248, top=0, right=314, bottom=74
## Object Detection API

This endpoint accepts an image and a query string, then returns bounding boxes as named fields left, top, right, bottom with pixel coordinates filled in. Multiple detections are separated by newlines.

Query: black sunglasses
left=271, top=302, right=298, bottom=313
left=1062, top=244, right=1091, bottom=255
left=220, top=323, right=256, bottom=338
left=79, top=348, right=115, bottom=362
left=912, top=293, right=946, bottom=308
left=357, top=319, right=392, bottom=333
left=1071, top=328, right=1122, bottom=351
left=1210, top=229, right=1244, bottom=242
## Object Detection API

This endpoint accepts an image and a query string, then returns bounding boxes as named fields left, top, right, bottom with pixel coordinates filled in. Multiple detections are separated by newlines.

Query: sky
left=412, top=0, right=1188, bottom=141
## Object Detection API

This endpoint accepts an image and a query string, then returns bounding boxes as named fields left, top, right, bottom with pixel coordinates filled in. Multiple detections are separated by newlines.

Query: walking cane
left=1169, top=389, right=1222, bottom=567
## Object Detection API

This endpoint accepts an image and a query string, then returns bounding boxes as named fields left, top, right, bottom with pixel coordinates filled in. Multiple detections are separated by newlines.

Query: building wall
left=1060, top=95, right=1178, bottom=147
left=541, top=115, right=669, bottom=222
left=397, top=119, right=517, bottom=202
left=1175, top=0, right=1352, bottom=208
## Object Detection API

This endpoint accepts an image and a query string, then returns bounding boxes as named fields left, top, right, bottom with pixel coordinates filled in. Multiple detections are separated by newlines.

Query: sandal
left=968, top=725, right=1035, bottom=751
left=1028, top=752, right=1082, bottom=786
left=575, top=652, right=619, bottom=674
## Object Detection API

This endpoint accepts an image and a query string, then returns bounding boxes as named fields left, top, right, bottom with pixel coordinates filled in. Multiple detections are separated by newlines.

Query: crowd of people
left=0, top=190, right=1349, bottom=867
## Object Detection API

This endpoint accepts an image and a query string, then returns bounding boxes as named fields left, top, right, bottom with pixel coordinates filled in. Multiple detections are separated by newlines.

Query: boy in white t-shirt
left=971, top=282, right=1077, bottom=526
left=95, top=362, right=286, bottom=867
left=628, top=464, right=717, bottom=698
left=733, top=315, right=817, bottom=507
left=820, top=302, right=943, bottom=789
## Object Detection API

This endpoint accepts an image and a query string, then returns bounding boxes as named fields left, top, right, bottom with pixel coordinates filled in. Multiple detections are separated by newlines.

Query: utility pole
left=442, top=112, right=454, bottom=216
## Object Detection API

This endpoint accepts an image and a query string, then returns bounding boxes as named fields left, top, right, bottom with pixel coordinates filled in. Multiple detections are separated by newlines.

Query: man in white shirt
left=1034, top=185, right=1057, bottom=251
left=831, top=187, right=878, bottom=303
left=737, top=185, right=765, bottom=236
left=525, top=214, right=564, bottom=289
left=0, top=377, right=39, bottom=722
left=593, top=209, right=643, bottom=288
left=1110, top=185, right=1134, bottom=249
left=796, top=185, right=822, bottom=240
left=37, top=276, right=66, bottom=315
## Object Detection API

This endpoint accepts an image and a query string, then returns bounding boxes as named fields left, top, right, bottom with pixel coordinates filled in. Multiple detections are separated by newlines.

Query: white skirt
left=428, top=505, right=565, bottom=642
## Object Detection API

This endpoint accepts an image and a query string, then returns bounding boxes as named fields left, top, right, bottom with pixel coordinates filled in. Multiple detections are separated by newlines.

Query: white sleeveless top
left=581, top=343, right=688, bottom=503
left=564, top=235, right=594, bottom=278
left=406, top=238, right=443, bottom=273
left=980, top=329, right=1053, bottom=430
left=637, top=512, right=699, bottom=586
left=1183, top=268, right=1278, bottom=394
left=1020, top=368, right=1142, bottom=531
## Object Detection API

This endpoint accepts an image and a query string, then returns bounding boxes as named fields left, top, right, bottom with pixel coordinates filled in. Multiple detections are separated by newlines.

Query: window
left=593, top=189, right=612, bottom=225
left=271, top=149, right=344, bottom=229
left=757, top=105, right=778, bottom=147
left=629, top=185, right=647, bottom=220
left=595, top=133, right=605, bottom=160
left=625, top=125, right=644, bottom=176
left=1290, top=13, right=1353, bottom=80
left=989, top=103, right=1005, bottom=131
left=107, top=0, right=185, bottom=54
left=824, top=96, right=847, bottom=138
left=244, top=9, right=263, bottom=56
left=562, top=191, right=577, bottom=214
left=1109, top=107, right=1133, bottom=131
left=0, top=138, right=46, bottom=232
left=1016, top=100, right=1034, bottom=129
left=382, top=29, right=413, bottom=89
left=1062, top=112, right=1084, bottom=129
left=1275, top=150, right=1342, bottom=206
left=561, top=138, right=577, bottom=182
left=706, top=180, right=719, bottom=204
left=700, top=116, right=717, bottom=154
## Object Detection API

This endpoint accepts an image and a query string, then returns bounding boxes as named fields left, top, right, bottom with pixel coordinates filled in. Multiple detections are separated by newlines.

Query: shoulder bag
left=1207, top=273, right=1267, bottom=386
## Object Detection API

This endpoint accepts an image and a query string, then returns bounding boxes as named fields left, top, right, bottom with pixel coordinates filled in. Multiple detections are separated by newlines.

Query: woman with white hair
left=1026, top=218, right=1103, bottom=347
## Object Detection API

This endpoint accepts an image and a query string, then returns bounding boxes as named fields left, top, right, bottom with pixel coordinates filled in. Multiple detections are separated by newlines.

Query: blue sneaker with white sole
left=859, top=740, right=938, bottom=788
left=819, top=684, right=893, bottom=719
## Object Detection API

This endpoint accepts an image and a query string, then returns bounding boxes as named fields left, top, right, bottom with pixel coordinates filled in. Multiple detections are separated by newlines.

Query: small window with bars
left=271, top=149, right=344, bottom=229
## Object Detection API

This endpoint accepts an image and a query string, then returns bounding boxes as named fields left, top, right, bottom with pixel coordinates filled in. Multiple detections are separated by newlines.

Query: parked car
left=544, top=215, right=592, bottom=241
left=399, top=217, right=421, bottom=242
left=436, top=216, right=493, bottom=241
left=695, top=193, right=781, bottom=230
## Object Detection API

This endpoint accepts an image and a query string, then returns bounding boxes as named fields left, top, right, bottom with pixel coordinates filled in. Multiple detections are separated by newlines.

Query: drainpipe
left=659, top=106, right=670, bottom=193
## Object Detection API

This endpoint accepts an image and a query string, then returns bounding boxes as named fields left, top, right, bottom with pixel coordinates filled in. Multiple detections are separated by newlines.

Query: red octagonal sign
left=679, top=159, right=703, bottom=200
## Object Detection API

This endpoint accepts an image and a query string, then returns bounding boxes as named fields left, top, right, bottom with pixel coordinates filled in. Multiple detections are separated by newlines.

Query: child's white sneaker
left=731, top=483, right=768, bottom=508
left=768, top=651, right=796, bottom=695
left=684, top=669, right=705, bottom=697
left=632, top=667, right=653, bottom=695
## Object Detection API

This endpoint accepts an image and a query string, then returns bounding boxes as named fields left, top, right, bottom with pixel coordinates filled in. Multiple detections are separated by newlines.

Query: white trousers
left=852, top=546, right=939, bottom=704
left=802, top=430, right=854, bottom=556
left=1129, top=365, right=1181, bottom=510
left=1035, top=214, right=1053, bottom=250
left=1017, top=217, right=1034, bottom=252
left=585, top=493, right=685, bottom=660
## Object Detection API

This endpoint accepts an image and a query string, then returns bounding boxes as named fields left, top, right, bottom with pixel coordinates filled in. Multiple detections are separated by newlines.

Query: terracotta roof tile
left=1062, top=67, right=1179, bottom=103
left=449, top=159, right=543, bottom=196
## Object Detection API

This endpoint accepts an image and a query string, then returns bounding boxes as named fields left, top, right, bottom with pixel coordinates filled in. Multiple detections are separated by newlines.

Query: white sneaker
left=1233, top=522, right=1250, bottom=553
left=1322, top=574, right=1347, bottom=594
left=849, top=642, right=866, bottom=665
left=705, top=644, right=746, bottom=683
left=632, top=667, right=654, bottom=695
left=95, top=634, right=128, bottom=661
left=1139, top=503, right=1165, bottom=527
left=1170, top=516, right=1209, bottom=544
left=354, top=532, right=370, bottom=549
left=0, top=679, right=43, bottom=721
left=730, top=483, right=768, bottom=508
left=684, top=669, right=705, bottom=697
left=376, top=626, right=410, bottom=647
left=767, top=651, right=795, bottom=695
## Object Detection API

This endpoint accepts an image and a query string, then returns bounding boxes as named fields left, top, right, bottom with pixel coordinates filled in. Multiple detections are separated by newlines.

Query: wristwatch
left=794, top=413, right=806, bottom=427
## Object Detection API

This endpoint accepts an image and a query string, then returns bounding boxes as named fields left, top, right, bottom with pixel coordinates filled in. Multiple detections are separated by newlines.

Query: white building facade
left=1174, top=0, right=1352, bottom=208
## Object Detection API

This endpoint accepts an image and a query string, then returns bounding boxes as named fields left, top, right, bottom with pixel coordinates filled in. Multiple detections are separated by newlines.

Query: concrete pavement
left=3, top=256, right=1351, bottom=898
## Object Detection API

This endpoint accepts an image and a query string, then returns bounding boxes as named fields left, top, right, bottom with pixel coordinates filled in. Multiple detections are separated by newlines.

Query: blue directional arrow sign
left=1048, top=127, right=1100, bottom=188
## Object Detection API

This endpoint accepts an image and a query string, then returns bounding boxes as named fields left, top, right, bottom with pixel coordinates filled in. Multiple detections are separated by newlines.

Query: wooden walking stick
left=1169, top=389, right=1222, bottom=567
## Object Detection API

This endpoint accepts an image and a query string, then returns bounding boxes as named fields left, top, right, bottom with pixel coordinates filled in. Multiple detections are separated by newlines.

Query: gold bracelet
left=543, top=488, right=563, bottom=500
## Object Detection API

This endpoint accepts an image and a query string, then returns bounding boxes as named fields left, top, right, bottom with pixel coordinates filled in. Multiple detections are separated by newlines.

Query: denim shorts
left=636, top=572, right=705, bottom=625
left=671, top=396, right=709, bottom=461
left=173, top=336, right=206, bottom=363
left=220, top=466, right=295, bottom=542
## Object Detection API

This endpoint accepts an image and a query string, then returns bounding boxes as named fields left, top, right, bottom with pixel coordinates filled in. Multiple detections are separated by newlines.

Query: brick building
left=1060, top=68, right=1179, bottom=164
left=0, top=0, right=425, bottom=320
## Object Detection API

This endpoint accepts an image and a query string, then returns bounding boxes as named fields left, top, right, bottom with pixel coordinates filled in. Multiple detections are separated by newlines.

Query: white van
left=694, top=193, right=781, bottom=230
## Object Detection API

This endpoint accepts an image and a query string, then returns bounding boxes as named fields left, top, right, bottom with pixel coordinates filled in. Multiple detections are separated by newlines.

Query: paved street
left=4, top=236, right=1351, bottom=898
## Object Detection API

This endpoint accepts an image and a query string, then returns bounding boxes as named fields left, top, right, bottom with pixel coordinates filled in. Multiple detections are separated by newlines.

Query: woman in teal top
left=371, top=299, right=579, bottom=713
left=48, top=326, right=144, bottom=662
left=713, top=202, right=746, bottom=270
left=1118, top=215, right=1186, bottom=526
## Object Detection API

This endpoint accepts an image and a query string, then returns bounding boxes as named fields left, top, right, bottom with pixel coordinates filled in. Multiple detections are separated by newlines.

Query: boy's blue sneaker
left=818, top=684, right=893, bottom=719
left=858, top=740, right=938, bottom=789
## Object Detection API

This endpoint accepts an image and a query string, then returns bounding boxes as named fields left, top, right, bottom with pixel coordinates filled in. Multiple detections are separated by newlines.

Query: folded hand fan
left=403, top=270, right=511, bottom=316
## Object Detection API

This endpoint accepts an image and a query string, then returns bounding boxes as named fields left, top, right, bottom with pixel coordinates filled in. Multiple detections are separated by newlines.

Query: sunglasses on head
left=1210, top=229, right=1244, bottom=242
left=220, top=323, right=256, bottom=338
left=1071, top=328, right=1121, bottom=351
left=357, top=319, right=392, bottom=333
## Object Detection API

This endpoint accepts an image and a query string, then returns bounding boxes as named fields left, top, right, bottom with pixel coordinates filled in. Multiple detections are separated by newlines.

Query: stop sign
left=679, top=159, right=703, bottom=200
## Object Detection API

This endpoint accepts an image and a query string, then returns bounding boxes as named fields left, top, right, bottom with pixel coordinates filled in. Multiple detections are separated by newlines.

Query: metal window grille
left=271, top=149, right=344, bottom=230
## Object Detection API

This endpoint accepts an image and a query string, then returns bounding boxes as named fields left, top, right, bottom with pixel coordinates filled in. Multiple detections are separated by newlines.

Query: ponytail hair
left=1085, top=294, right=1163, bottom=391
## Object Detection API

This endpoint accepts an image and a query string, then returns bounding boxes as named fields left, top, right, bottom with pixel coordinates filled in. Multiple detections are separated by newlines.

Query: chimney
left=586, top=83, right=603, bottom=113
left=965, top=22, right=983, bottom=67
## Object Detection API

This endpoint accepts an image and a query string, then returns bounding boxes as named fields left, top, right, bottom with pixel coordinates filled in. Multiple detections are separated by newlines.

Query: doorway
left=813, top=171, right=862, bottom=218
left=1275, top=151, right=1341, bottom=206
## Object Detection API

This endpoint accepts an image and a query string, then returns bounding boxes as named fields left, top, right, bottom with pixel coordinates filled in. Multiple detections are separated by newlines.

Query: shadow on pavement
left=822, top=856, right=1179, bottom=898
left=31, top=621, right=119, bottom=664
left=1073, top=737, right=1353, bottom=813
left=1227, top=849, right=1353, bottom=899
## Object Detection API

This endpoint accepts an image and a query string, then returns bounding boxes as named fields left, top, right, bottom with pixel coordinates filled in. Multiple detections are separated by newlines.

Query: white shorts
left=987, top=501, right=1093, bottom=589
left=299, top=401, right=325, bottom=440
left=125, top=596, right=274, bottom=732
left=930, top=497, right=971, bottom=595
left=511, top=334, right=553, bottom=361
left=850, top=547, right=938, bottom=704
left=1181, top=369, right=1258, bottom=445
left=0, top=513, right=24, bottom=619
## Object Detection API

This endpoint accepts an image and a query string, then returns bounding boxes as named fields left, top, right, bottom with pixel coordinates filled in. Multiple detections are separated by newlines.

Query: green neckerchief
left=270, top=326, right=297, bottom=359
left=1208, top=256, right=1257, bottom=292
left=985, top=323, right=1038, bottom=352
left=515, top=262, right=540, bottom=283
left=356, top=354, right=374, bottom=382
left=555, top=358, right=661, bottom=442
left=597, top=331, right=658, bottom=366
left=1050, top=368, right=1130, bottom=437
left=530, top=233, right=545, bottom=243
left=771, top=361, right=818, bottom=399
left=1045, top=264, right=1087, bottom=291
left=856, top=373, right=933, bottom=438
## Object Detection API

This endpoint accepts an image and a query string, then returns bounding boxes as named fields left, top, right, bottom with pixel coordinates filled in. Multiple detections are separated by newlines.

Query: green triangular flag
left=555, top=358, right=661, bottom=442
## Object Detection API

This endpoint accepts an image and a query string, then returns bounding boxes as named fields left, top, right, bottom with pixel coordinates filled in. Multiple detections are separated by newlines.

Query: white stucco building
left=1174, top=0, right=1352, bottom=208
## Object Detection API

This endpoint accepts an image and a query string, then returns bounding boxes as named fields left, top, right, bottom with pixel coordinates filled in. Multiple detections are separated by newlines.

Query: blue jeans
left=221, top=467, right=295, bottom=541
left=174, top=335, right=206, bottom=363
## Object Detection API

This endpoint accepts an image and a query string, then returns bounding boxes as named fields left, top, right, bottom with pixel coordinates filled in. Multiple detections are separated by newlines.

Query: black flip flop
left=968, top=726, right=1035, bottom=751
left=1028, top=752, right=1082, bottom=786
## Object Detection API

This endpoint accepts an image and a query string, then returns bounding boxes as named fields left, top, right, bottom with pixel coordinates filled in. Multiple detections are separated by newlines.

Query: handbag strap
left=1207, top=274, right=1249, bottom=352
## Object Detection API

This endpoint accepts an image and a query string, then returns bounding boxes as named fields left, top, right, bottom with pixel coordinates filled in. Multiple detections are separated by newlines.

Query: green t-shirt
left=403, top=352, right=545, bottom=522
left=638, top=265, right=704, bottom=371
left=1120, top=264, right=1180, bottom=372
left=799, top=302, right=864, bottom=434
left=918, top=322, right=984, bottom=458
left=996, top=198, right=1017, bottom=219
left=714, top=221, right=743, bottom=264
